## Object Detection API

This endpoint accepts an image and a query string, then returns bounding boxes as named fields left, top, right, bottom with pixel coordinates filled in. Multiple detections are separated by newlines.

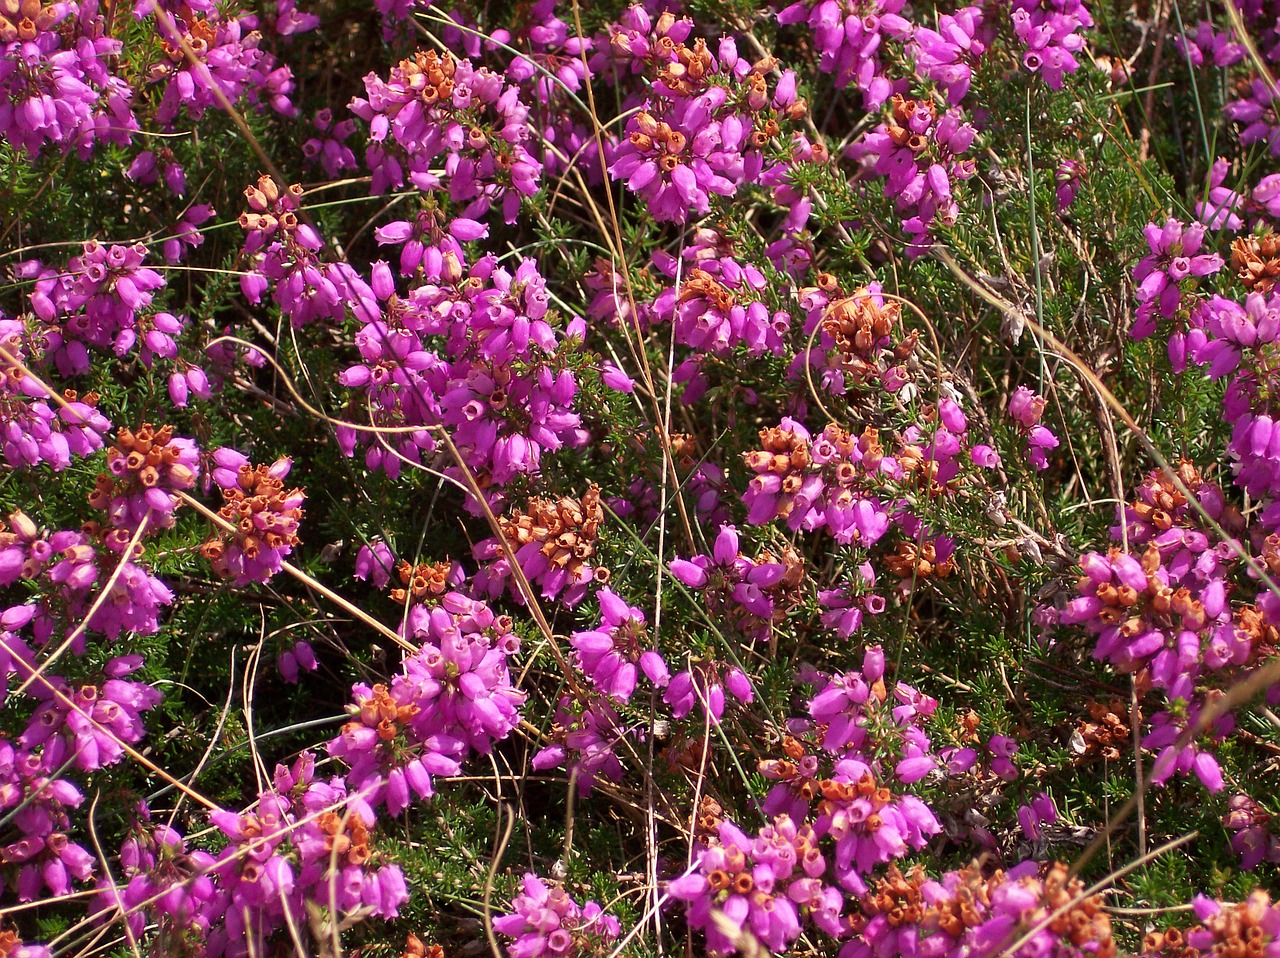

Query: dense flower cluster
left=239, top=173, right=375, bottom=329
left=0, top=0, right=136, bottom=159
left=1056, top=459, right=1277, bottom=790
left=351, top=50, right=540, bottom=221
left=6, top=0, right=1280, bottom=954
left=743, top=419, right=894, bottom=543
left=335, top=245, right=585, bottom=495
left=650, top=238, right=792, bottom=358
left=144, top=2, right=297, bottom=128
left=328, top=592, right=524, bottom=814
left=93, top=757, right=407, bottom=957
left=669, top=816, right=845, bottom=954
left=843, top=860, right=1114, bottom=958
left=28, top=240, right=168, bottom=375
left=474, top=485, right=606, bottom=606
left=1131, top=219, right=1224, bottom=341
left=670, top=524, right=805, bottom=643
left=0, top=318, right=110, bottom=471
left=848, top=94, right=977, bottom=250
left=200, top=449, right=304, bottom=585
left=88, top=423, right=199, bottom=533
left=606, top=16, right=804, bottom=223
left=775, top=0, right=912, bottom=106
left=0, top=512, right=174, bottom=643
left=795, top=282, right=919, bottom=395
left=495, top=873, right=622, bottom=958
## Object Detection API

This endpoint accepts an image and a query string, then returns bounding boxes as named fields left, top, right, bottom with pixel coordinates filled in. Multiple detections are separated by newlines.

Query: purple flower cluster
left=336, top=244, right=584, bottom=497
left=650, top=237, right=793, bottom=357
left=801, top=647, right=939, bottom=784
left=849, top=94, right=977, bottom=250
left=351, top=50, right=539, bottom=222
left=91, top=812, right=217, bottom=947
left=910, top=6, right=987, bottom=104
left=328, top=592, right=524, bottom=814
left=669, top=815, right=845, bottom=954
left=143, top=2, right=296, bottom=128
left=20, top=655, right=161, bottom=773
left=1224, top=793, right=1280, bottom=870
left=1010, top=0, right=1093, bottom=89
left=776, top=0, right=912, bottom=107
left=1054, top=461, right=1271, bottom=791
left=533, top=692, right=629, bottom=794
left=670, top=524, right=804, bottom=643
left=1007, top=386, right=1060, bottom=471
left=1060, top=470, right=1234, bottom=689
left=88, top=423, right=200, bottom=533
left=1176, top=1, right=1280, bottom=156
left=0, top=512, right=174, bottom=645
left=742, top=418, right=894, bottom=544
left=28, top=240, right=168, bottom=376
left=664, top=660, right=754, bottom=724
left=818, top=564, right=887, bottom=638
left=302, top=107, right=358, bottom=178
left=1130, top=218, right=1224, bottom=341
left=842, top=860, right=1114, bottom=958
left=0, top=318, right=111, bottom=471
left=495, top=873, right=622, bottom=958
left=606, top=19, right=803, bottom=223
left=570, top=588, right=669, bottom=701
left=472, top=485, right=605, bottom=606
left=499, top=0, right=599, bottom=184
left=0, top=739, right=94, bottom=901
left=115, top=753, right=409, bottom=957
left=239, top=173, right=375, bottom=329
left=0, top=0, right=137, bottom=159
left=201, top=449, right=305, bottom=585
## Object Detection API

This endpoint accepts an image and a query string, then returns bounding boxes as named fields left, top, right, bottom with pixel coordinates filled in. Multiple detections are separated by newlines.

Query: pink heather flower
left=669, top=816, right=824, bottom=954
left=532, top=693, right=629, bottom=795
left=987, top=735, right=1019, bottom=780
left=20, top=655, right=162, bottom=773
left=276, top=639, right=317, bottom=684
left=1007, top=387, right=1058, bottom=470
left=354, top=539, right=397, bottom=589
left=330, top=592, right=523, bottom=813
left=1223, top=794, right=1280, bottom=870
left=848, top=95, right=977, bottom=251
left=1016, top=792, right=1059, bottom=840
left=29, top=241, right=167, bottom=375
left=570, top=589, right=669, bottom=701
left=910, top=6, right=987, bottom=104
left=349, top=51, right=540, bottom=221
left=1011, top=0, right=1092, bottom=89
left=90, top=423, right=200, bottom=534
left=1197, top=158, right=1245, bottom=232
left=669, top=525, right=804, bottom=643
left=201, top=452, right=304, bottom=586
left=1055, top=158, right=1085, bottom=211
left=494, top=873, right=621, bottom=958
left=970, top=444, right=1001, bottom=467
left=775, top=0, right=913, bottom=107
left=0, top=319, right=112, bottom=472
left=1131, top=218, right=1224, bottom=340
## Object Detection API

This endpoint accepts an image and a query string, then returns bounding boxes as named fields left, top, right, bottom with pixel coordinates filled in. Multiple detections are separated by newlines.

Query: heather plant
left=7, top=0, right=1280, bottom=955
